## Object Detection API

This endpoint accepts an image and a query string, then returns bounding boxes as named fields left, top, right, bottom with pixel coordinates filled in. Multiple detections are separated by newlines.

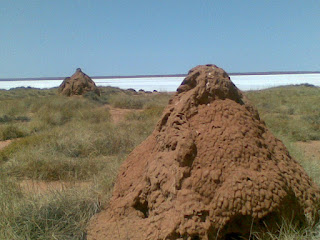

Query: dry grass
left=0, top=174, right=100, bottom=240
left=0, top=86, right=169, bottom=239
left=0, top=85, right=319, bottom=239
left=245, top=85, right=320, bottom=141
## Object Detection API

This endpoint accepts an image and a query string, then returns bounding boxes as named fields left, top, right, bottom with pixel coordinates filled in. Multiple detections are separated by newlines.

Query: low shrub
left=0, top=124, right=27, bottom=141
left=0, top=115, right=12, bottom=123
left=83, top=91, right=102, bottom=102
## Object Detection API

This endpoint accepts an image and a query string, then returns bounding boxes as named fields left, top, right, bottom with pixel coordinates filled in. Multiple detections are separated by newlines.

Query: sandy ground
left=19, top=179, right=91, bottom=194
left=107, top=106, right=143, bottom=122
left=0, top=139, right=12, bottom=150
left=296, top=141, right=320, bottom=161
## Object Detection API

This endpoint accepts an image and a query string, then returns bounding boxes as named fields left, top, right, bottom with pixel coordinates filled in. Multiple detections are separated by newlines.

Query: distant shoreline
left=1, top=71, right=320, bottom=81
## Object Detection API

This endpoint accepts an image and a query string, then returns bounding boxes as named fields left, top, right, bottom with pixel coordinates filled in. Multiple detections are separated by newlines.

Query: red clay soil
left=87, top=65, right=320, bottom=240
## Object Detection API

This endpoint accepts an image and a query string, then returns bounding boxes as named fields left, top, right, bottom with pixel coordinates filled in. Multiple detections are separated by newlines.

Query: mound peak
left=88, top=65, right=320, bottom=240
left=177, top=64, right=242, bottom=103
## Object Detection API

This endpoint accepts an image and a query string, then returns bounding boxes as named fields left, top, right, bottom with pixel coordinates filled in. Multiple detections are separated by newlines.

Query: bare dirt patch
left=107, top=106, right=142, bottom=123
left=296, top=141, right=320, bottom=161
left=0, top=139, right=12, bottom=150
left=20, top=179, right=91, bottom=195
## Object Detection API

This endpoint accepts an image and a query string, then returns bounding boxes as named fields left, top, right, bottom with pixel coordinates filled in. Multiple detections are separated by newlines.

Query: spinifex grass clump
left=0, top=174, right=100, bottom=240
left=0, top=87, right=56, bottom=101
left=253, top=219, right=320, bottom=240
left=0, top=124, right=27, bottom=141
left=0, top=87, right=168, bottom=181
left=30, top=95, right=111, bottom=128
left=109, top=91, right=171, bottom=109
left=0, top=86, right=170, bottom=239
left=1, top=123, right=143, bottom=180
left=0, top=91, right=111, bottom=140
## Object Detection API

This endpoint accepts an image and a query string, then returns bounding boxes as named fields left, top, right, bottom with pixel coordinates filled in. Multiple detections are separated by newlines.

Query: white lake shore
left=0, top=74, right=319, bottom=92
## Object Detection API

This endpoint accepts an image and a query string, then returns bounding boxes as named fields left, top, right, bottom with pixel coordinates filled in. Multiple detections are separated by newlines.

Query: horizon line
left=1, top=70, right=320, bottom=81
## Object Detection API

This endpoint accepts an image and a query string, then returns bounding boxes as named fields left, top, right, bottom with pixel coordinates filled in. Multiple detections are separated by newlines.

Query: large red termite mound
left=88, top=64, right=320, bottom=240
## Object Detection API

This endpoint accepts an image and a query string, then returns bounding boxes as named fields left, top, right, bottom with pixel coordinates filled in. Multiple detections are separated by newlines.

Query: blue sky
left=1, top=0, right=319, bottom=78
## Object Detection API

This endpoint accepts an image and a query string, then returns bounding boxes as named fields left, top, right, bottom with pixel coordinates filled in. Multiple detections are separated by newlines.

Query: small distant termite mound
left=58, top=68, right=100, bottom=96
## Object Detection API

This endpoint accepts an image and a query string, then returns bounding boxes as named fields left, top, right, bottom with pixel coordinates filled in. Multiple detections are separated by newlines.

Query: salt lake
left=0, top=73, right=319, bottom=92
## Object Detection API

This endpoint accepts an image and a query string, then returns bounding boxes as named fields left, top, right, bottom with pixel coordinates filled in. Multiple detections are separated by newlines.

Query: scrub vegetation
left=246, top=85, right=320, bottom=141
left=0, top=84, right=319, bottom=239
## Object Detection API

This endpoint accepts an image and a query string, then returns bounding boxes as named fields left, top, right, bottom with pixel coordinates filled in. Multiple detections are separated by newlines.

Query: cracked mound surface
left=58, top=68, right=100, bottom=96
left=87, top=64, right=320, bottom=240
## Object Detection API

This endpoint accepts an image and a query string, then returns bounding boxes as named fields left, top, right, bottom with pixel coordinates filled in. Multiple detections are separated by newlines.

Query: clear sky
left=1, top=0, right=319, bottom=78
